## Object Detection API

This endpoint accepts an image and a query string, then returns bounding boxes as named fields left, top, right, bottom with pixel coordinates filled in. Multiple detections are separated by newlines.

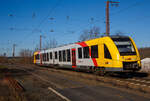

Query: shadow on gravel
left=0, top=68, right=30, bottom=77
left=109, top=72, right=149, bottom=79
left=37, top=65, right=149, bottom=79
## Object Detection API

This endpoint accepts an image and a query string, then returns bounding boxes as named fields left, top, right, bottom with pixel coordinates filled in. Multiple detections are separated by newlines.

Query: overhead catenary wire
left=36, top=0, right=63, bottom=29
left=109, top=0, right=149, bottom=34
left=18, top=0, right=63, bottom=47
left=66, top=0, right=149, bottom=39
left=5, top=0, right=149, bottom=53
left=110, top=0, right=148, bottom=16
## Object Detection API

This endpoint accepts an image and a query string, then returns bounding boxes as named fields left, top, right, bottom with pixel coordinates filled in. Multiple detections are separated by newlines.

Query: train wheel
left=99, top=67, right=106, bottom=76
left=94, top=67, right=106, bottom=76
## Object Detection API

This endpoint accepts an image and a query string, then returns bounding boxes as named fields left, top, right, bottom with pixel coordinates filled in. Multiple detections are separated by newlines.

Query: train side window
left=47, top=53, right=49, bottom=61
left=63, top=50, right=66, bottom=62
left=50, top=52, right=52, bottom=59
left=83, top=47, right=89, bottom=58
left=104, top=44, right=112, bottom=59
left=67, top=49, right=71, bottom=62
left=78, top=47, right=82, bottom=59
left=91, top=45, right=98, bottom=58
left=55, top=51, right=57, bottom=59
left=37, top=54, right=39, bottom=59
left=59, top=51, right=62, bottom=62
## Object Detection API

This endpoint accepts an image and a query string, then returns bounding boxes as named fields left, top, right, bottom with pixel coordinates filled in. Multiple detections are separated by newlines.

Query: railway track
left=105, top=72, right=150, bottom=88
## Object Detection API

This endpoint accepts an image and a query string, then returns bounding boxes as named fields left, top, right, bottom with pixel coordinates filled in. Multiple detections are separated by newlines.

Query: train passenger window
left=67, top=49, right=71, bottom=62
left=78, top=48, right=82, bottom=59
left=63, top=50, right=66, bottom=62
left=91, top=45, right=98, bottom=58
left=104, top=44, right=112, bottom=59
left=47, top=53, right=49, bottom=61
left=50, top=52, right=52, bottom=59
left=55, top=51, right=57, bottom=59
left=83, top=47, right=89, bottom=58
left=59, top=51, right=62, bottom=62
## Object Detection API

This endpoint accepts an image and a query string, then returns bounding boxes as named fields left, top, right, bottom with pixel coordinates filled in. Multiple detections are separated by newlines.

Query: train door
left=72, top=49, right=76, bottom=68
left=103, top=44, right=113, bottom=68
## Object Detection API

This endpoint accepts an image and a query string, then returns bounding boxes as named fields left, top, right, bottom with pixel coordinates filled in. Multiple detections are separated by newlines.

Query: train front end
left=111, top=36, right=141, bottom=72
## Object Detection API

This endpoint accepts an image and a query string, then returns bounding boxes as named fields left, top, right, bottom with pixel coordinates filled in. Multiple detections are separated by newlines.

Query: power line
left=16, top=0, right=148, bottom=50
left=66, top=0, right=146, bottom=37
left=37, top=0, right=146, bottom=37
left=110, top=0, right=148, bottom=16
left=37, top=0, right=62, bottom=29
left=18, top=0, right=63, bottom=47
left=109, top=0, right=149, bottom=34
left=0, top=27, right=40, bottom=32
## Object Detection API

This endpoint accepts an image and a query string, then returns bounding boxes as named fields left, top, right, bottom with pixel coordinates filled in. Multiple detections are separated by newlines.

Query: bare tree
left=19, top=49, right=33, bottom=64
left=43, top=38, right=58, bottom=49
left=19, top=49, right=33, bottom=57
left=78, top=30, right=90, bottom=42
left=79, top=26, right=101, bottom=41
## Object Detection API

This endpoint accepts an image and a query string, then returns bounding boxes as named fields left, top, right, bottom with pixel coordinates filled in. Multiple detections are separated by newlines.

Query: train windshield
left=111, top=37, right=136, bottom=55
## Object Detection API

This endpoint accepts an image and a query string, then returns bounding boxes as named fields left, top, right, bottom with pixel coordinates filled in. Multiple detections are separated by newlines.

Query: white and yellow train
left=34, top=35, right=141, bottom=75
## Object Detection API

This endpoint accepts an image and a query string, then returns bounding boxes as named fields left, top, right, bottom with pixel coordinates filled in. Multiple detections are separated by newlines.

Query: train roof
left=35, top=35, right=131, bottom=53
left=110, top=35, right=129, bottom=38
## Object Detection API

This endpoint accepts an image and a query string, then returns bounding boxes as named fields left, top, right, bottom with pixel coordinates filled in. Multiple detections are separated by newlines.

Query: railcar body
left=33, top=35, right=141, bottom=74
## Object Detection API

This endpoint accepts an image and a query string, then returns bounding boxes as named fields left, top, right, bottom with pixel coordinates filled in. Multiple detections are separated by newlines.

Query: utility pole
left=12, top=44, right=16, bottom=57
left=40, top=35, right=46, bottom=50
left=40, top=35, right=42, bottom=51
left=105, top=0, right=119, bottom=36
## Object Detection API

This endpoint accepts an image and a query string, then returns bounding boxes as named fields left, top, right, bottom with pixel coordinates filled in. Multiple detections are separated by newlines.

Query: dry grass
left=0, top=57, right=9, bottom=63
left=0, top=57, right=33, bottom=65
left=139, top=47, right=150, bottom=59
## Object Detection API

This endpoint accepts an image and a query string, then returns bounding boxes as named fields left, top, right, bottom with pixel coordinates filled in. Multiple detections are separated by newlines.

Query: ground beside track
left=0, top=63, right=150, bottom=101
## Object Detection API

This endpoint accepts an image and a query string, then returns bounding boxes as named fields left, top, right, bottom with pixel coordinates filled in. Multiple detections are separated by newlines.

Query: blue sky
left=0, top=0, right=150, bottom=56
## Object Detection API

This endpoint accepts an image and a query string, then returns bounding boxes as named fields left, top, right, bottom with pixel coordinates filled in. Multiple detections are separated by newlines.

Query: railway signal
left=105, top=0, right=120, bottom=36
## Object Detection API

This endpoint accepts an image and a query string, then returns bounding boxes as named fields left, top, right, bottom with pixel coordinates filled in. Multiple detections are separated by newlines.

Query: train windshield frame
left=111, top=37, right=136, bottom=55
